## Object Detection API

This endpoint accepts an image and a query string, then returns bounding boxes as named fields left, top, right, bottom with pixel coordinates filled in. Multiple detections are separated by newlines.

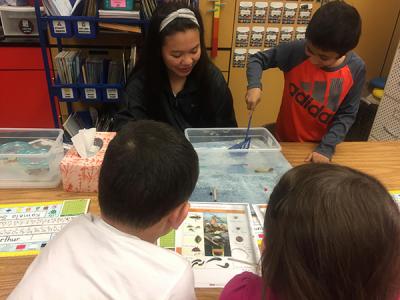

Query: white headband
left=159, top=8, right=199, bottom=32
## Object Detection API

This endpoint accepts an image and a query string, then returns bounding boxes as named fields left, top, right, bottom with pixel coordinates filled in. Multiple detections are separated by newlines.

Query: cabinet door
left=347, top=0, right=400, bottom=79
left=0, top=70, right=56, bottom=128
left=199, top=0, right=236, bottom=49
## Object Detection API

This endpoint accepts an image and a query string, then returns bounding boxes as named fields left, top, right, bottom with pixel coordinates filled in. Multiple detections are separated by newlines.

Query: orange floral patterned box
left=60, top=132, right=116, bottom=192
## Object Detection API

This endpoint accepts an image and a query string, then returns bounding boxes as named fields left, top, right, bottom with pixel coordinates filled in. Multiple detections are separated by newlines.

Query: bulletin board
left=232, top=0, right=320, bottom=69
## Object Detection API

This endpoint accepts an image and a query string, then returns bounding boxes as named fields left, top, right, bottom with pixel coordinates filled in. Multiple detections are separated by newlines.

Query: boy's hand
left=304, top=152, right=330, bottom=163
left=246, top=88, right=262, bottom=111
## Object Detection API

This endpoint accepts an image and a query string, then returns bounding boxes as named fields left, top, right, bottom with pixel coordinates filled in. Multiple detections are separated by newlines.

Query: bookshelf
left=33, top=0, right=158, bottom=128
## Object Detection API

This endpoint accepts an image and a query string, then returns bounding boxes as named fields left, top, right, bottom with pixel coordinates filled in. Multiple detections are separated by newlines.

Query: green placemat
left=61, top=199, right=90, bottom=216
left=159, top=229, right=175, bottom=249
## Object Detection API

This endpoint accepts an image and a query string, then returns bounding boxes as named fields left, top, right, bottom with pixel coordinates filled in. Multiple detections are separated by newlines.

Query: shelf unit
left=369, top=40, right=400, bottom=141
left=33, top=0, right=155, bottom=128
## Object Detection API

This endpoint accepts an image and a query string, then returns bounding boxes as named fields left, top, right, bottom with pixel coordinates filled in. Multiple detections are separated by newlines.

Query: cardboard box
left=60, top=132, right=116, bottom=192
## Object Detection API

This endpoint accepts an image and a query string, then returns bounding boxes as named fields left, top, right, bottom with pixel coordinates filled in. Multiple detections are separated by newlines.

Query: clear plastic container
left=185, top=127, right=281, bottom=152
left=184, top=127, right=291, bottom=204
left=0, top=128, right=64, bottom=188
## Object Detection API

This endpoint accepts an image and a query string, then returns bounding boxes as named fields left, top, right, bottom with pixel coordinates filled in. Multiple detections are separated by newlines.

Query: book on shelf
left=141, top=0, right=156, bottom=20
left=107, top=60, right=124, bottom=84
left=103, top=0, right=133, bottom=11
left=42, top=0, right=96, bottom=16
left=42, top=0, right=73, bottom=16
left=98, top=22, right=141, bottom=33
left=55, top=49, right=134, bottom=85
left=55, top=50, right=82, bottom=84
left=98, top=9, right=140, bottom=19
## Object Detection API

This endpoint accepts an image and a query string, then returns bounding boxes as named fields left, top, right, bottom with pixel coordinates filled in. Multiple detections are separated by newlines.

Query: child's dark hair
left=262, top=163, right=400, bottom=300
left=134, top=1, right=216, bottom=124
left=98, top=120, right=199, bottom=229
left=306, top=1, right=361, bottom=56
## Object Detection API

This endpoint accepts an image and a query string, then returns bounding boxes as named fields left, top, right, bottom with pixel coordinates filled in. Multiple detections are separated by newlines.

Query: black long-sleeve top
left=114, top=64, right=237, bottom=131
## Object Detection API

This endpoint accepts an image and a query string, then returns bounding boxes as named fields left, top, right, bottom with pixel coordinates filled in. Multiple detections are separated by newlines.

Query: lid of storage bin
left=0, top=128, right=63, bottom=158
left=185, top=127, right=281, bottom=151
left=0, top=6, right=43, bottom=12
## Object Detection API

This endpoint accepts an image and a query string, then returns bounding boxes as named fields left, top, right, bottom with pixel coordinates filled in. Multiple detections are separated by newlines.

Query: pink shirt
left=221, top=272, right=400, bottom=300
left=220, top=272, right=278, bottom=300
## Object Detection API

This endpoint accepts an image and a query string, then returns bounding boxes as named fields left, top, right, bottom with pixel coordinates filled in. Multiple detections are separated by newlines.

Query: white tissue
left=71, top=128, right=100, bottom=158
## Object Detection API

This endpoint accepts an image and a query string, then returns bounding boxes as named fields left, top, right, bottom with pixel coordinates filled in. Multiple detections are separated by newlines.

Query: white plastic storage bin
left=0, top=128, right=64, bottom=188
left=184, top=127, right=281, bottom=152
left=0, top=6, right=42, bottom=36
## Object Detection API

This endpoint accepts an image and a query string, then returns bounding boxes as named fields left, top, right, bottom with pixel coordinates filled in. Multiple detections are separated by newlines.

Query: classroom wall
left=53, top=1, right=400, bottom=127
left=199, top=0, right=235, bottom=49
left=217, top=0, right=400, bottom=126
left=349, top=0, right=400, bottom=80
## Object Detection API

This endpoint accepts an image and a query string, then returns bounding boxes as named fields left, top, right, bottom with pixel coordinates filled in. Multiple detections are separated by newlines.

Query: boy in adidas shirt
left=246, top=1, right=365, bottom=163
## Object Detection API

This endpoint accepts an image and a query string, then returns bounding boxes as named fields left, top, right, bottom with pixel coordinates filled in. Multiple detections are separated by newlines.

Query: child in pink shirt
left=221, top=163, right=400, bottom=300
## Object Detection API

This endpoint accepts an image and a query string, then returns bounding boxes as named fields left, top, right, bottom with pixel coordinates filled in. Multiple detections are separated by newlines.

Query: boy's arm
left=314, top=65, right=366, bottom=160
left=246, top=41, right=307, bottom=110
left=247, top=48, right=279, bottom=90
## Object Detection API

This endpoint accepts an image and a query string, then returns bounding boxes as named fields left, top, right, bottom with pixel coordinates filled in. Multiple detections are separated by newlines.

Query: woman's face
left=161, top=28, right=201, bottom=78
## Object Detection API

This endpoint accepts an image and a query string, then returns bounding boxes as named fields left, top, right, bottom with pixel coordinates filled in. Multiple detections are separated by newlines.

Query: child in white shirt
left=9, top=120, right=199, bottom=300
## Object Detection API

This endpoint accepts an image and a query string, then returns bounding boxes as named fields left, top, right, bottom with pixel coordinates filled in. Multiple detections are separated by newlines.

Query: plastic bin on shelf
left=54, top=80, right=123, bottom=103
left=53, top=80, right=80, bottom=102
left=80, top=84, right=103, bottom=101
left=102, top=83, right=123, bottom=102
left=0, top=128, right=64, bottom=188
left=0, top=6, right=43, bottom=36
left=72, top=17, right=97, bottom=38
left=47, top=16, right=97, bottom=39
left=48, top=16, right=74, bottom=38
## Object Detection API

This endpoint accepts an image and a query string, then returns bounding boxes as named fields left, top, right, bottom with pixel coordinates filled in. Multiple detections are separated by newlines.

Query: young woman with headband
left=114, top=1, right=237, bottom=131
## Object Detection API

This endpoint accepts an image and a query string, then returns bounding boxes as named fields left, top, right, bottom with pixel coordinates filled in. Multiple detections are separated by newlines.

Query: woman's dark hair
left=262, top=163, right=400, bottom=300
left=134, top=1, right=215, bottom=123
left=306, top=1, right=362, bottom=56
left=98, top=120, right=199, bottom=229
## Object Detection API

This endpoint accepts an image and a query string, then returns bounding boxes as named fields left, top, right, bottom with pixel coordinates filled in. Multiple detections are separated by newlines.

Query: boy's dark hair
left=98, top=120, right=199, bottom=229
left=132, top=1, right=217, bottom=124
left=306, top=1, right=362, bottom=56
left=262, top=163, right=400, bottom=300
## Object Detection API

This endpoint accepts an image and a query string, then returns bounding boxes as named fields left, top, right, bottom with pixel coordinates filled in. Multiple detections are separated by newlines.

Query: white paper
left=158, top=202, right=261, bottom=288
left=71, top=128, right=99, bottom=158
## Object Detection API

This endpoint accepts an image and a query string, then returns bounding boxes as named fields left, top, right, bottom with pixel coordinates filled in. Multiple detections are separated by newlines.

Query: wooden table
left=0, top=142, right=399, bottom=300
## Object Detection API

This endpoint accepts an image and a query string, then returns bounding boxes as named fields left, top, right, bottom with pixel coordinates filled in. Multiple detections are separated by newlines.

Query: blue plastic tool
left=229, top=111, right=253, bottom=149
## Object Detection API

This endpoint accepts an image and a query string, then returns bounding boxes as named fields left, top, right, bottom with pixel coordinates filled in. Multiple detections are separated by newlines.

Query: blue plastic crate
left=73, top=17, right=97, bottom=38
left=54, top=83, right=80, bottom=102
left=102, top=84, right=123, bottom=102
left=48, top=17, right=73, bottom=38
left=80, top=85, right=103, bottom=101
